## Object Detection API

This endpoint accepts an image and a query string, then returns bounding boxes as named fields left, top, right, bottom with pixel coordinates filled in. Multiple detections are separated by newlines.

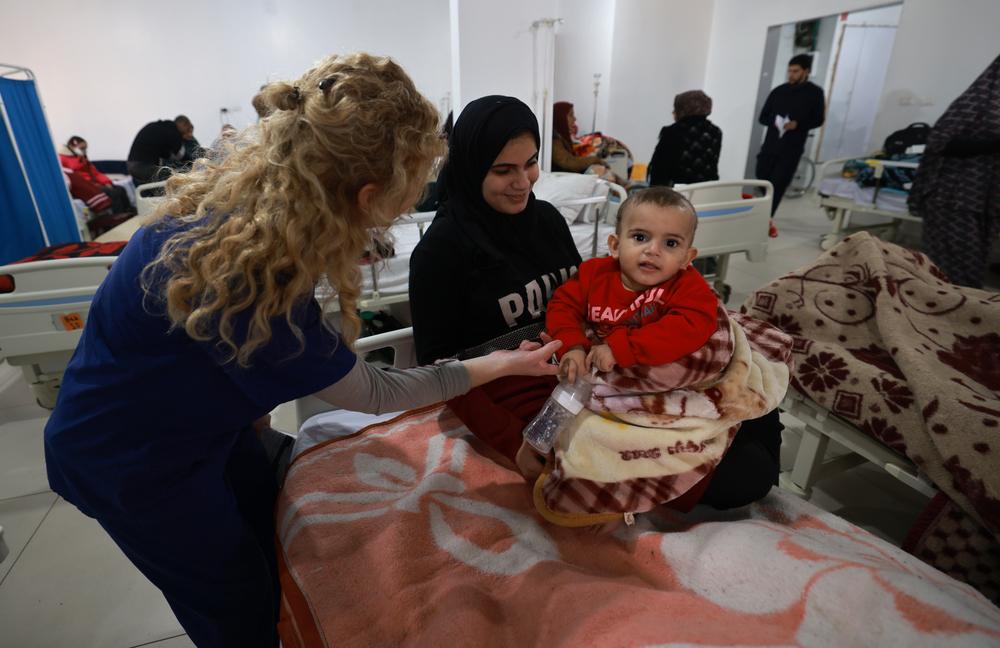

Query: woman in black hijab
left=410, top=96, right=583, bottom=365
left=648, top=90, right=722, bottom=187
left=410, top=95, right=583, bottom=461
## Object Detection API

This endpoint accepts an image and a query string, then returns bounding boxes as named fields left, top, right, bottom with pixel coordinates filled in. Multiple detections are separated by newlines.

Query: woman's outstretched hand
left=462, top=338, right=562, bottom=388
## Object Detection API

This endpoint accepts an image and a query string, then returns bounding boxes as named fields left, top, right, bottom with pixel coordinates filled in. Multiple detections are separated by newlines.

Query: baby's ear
left=607, top=232, right=620, bottom=258
left=683, top=246, right=698, bottom=268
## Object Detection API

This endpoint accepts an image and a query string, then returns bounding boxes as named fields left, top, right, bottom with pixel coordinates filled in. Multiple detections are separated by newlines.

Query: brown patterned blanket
left=534, top=311, right=792, bottom=526
left=742, top=232, right=1000, bottom=543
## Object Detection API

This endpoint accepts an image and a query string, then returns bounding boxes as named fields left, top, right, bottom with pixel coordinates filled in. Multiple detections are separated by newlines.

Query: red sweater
left=546, top=256, right=718, bottom=368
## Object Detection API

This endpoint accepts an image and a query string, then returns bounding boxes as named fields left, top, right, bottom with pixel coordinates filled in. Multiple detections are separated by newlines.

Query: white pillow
left=533, top=172, right=605, bottom=225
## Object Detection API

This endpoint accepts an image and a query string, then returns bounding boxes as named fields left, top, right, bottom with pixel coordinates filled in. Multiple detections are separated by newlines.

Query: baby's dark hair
left=615, top=186, right=697, bottom=238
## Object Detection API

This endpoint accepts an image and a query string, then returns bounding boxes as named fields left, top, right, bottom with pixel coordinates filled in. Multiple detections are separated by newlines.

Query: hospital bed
left=0, top=256, right=115, bottom=407
left=0, top=176, right=620, bottom=408
left=675, top=179, right=773, bottom=302
left=779, top=388, right=937, bottom=499
left=271, top=326, right=1000, bottom=647
left=815, top=156, right=921, bottom=250
left=0, top=177, right=771, bottom=410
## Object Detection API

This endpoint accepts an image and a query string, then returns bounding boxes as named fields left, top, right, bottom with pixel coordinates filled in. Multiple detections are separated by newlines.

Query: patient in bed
left=520, top=187, right=791, bottom=525
left=545, top=186, right=719, bottom=385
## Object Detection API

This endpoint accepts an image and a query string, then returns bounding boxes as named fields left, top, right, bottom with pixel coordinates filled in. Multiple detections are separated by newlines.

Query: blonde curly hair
left=142, top=53, right=443, bottom=367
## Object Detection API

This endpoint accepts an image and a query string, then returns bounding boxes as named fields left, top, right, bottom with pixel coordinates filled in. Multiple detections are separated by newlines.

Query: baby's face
left=609, top=204, right=697, bottom=291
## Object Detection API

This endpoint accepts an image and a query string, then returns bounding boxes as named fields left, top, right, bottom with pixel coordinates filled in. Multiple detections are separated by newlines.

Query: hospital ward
left=2, top=1, right=1000, bottom=646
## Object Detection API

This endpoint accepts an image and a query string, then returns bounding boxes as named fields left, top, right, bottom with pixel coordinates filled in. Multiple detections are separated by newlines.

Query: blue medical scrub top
left=44, top=223, right=357, bottom=520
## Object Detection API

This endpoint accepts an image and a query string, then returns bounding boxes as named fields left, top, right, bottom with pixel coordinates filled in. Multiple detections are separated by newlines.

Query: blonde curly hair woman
left=44, top=53, right=560, bottom=648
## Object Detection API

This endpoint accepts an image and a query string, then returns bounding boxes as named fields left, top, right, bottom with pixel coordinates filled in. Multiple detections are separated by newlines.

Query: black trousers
left=100, top=184, right=133, bottom=214
left=756, top=151, right=802, bottom=216
left=128, top=161, right=172, bottom=188
left=97, top=430, right=280, bottom=648
left=701, top=409, right=783, bottom=510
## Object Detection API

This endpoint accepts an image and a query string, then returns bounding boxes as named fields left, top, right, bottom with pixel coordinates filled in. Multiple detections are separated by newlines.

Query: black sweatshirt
left=648, top=115, right=722, bottom=186
left=758, top=81, right=826, bottom=155
left=409, top=200, right=582, bottom=364
left=127, top=120, right=184, bottom=164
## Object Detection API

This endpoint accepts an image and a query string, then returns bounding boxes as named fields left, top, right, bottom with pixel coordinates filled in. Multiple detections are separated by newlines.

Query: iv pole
left=591, top=73, right=601, bottom=134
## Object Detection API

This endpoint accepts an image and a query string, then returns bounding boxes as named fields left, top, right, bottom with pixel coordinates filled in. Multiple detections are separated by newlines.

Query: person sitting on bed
left=546, top=186, right=717, bottom=382
left=43, top=56, right=562, bottom=648
left=59, top=136, right=133, bottom=216
left=647, top=91, right=721, bottom=188
left=409, top=94, right=783, bottom=514
left=126, top=115, right=196, bottom=186
left=552, top=100, right=625, bottom=184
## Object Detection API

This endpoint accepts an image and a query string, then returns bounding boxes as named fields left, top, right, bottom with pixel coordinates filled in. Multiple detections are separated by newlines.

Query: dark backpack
left=883, top=122, right=931, bottom=155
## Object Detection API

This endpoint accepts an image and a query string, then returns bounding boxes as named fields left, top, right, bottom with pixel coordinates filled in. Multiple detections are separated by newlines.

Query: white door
left=818, top=25, right=897, bottom=161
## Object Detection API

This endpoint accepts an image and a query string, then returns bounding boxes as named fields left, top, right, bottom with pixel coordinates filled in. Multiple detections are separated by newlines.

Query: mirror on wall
left=744, top=4, right=903, bottom=186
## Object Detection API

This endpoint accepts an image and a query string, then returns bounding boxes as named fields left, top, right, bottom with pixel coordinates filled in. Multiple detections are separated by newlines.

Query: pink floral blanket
left=742, top=232, right=1000, bottom=541
left=276, top=404, right=1000, bottom=647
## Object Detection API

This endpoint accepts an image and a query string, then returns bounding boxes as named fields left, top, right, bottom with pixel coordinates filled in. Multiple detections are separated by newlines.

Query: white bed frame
left=269, top=327, right=418, bottom=435
left=779, top=389, right=937, bottom=499
left=0, top=256, right=116, bottom=407
left=815, top=157, right=922, bottom=251
left=677, top=179, right=773, bottom=301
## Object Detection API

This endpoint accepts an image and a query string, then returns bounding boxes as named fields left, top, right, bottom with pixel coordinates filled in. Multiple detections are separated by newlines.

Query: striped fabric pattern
left=536, top=314, right=792, bottom=524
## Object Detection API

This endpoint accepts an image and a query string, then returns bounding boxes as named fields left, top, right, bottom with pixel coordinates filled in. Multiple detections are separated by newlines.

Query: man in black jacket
left=127, top=116, right=199, bottom=186
left=756, top=54, right=825, bottom=215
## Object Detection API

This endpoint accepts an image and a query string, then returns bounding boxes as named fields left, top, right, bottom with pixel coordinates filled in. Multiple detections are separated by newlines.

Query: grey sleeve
left=317, top=359, right=471, bottom=414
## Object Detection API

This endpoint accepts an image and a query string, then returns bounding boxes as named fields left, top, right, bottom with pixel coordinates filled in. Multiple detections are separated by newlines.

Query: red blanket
left=276, top=404, right=1000, bottom=647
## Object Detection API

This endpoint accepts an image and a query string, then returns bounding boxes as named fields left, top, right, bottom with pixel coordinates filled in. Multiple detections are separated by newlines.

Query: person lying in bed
left=43, top=56, right=561, bottom=648
left=410, top=95, right=783, bottom=516
left=546, top=186, right=717, bottom=383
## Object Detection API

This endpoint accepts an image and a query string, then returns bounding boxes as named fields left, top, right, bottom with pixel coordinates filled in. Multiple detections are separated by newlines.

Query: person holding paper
left=755, top=54, right=826, bottom=216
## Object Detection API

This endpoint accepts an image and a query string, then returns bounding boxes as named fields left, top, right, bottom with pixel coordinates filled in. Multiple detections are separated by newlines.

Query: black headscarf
left=435, top=95, right=544, bottom=261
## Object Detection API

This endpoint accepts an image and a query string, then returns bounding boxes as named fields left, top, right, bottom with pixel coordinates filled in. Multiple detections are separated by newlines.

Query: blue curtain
left=0, top=77, right=79, bottom=264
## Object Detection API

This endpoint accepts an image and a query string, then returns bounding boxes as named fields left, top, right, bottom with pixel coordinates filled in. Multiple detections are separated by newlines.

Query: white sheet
left=818, top=177, right=911, bottom=214
left=293, top=409, right=402, bottom=458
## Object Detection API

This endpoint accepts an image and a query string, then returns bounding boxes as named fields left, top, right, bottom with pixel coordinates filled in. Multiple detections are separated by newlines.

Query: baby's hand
left=586, top=344, right=616, bottom=373
left=515, top=440, right=547, bottom=483
left=559, top=346, right=586, bottom=383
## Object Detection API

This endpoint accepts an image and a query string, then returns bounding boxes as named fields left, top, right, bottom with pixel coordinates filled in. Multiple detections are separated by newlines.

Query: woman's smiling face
left=481, top=132, right=539, bottom=214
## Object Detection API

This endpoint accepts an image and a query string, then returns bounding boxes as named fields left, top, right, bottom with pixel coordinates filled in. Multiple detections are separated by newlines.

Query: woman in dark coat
left=648, top=90, right=722, bottom=187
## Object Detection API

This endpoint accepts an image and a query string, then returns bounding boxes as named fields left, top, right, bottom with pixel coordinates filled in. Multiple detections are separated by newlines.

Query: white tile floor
left=3, top=194, right=980, bottom=647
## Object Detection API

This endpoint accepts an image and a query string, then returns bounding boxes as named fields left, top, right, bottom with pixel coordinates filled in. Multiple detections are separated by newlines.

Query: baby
left=546, top=186, right=719, bottom=382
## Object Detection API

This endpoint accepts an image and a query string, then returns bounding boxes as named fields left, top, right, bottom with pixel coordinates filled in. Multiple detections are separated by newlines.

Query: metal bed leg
left=783, top=423, right=830, bottom=498
left=712, top=254, right=732, bottom=303
left=821, top=207, right=848, bottom=251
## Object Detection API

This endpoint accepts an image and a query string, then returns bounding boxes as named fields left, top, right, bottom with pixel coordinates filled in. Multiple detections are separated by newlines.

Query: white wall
left=553, top=0, right=615, bottom=135
left=703, top=0, right=901, bottom=180
left=604, top=0, right=716, bottom=165
left=0, top=0, right=451, bottom=161
left=450, top=0, right=558, bottom=116
left=870, top=0, right=1000, bottom=150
